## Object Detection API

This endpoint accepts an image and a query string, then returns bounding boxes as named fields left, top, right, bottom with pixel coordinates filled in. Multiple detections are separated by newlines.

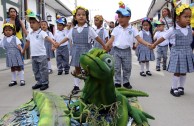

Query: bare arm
left=135, top=35, right=151, bottom=47
left=45, top=36, right=56, bottom=45
left=22, top=40, right=30, bottom=54
left=152, top=37, right=165, bottom=49
left=17, top=44, right=23, bottom=52
left=20, top=20, right=28, bottom=36
left=59, top=37, right=69, bottom=46
left=105, top=37, right=108, bottom=43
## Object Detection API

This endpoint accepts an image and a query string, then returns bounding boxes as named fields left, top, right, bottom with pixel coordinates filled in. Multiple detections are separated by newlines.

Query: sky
left=63, top=0, right=152, bottom=22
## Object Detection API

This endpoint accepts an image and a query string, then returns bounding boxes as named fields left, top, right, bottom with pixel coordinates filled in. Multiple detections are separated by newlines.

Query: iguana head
left=80, top=48, right=114, bottom=79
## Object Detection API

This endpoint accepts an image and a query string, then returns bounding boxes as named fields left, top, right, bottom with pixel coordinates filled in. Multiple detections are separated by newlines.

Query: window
left=191, top=0, right=194, bottom=3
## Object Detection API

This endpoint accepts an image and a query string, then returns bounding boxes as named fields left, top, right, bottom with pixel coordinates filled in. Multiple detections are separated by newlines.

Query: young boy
left=154, top=21, right=169, bottom=71
left=54, top=17, right=70, bottom=75
left=22, top=10, right=57, bottom=90
left=105, top=2, right=151, bottom=89
left=93, top=15, right=109, bottom=49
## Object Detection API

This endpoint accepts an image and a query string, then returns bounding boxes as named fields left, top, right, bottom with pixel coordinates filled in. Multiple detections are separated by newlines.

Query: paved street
left=0, top=53, right=194, bottom=126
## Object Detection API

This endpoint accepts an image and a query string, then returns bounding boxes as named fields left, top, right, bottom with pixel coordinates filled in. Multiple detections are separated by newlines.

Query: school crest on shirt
left=128, top=30, right=132, bottom=35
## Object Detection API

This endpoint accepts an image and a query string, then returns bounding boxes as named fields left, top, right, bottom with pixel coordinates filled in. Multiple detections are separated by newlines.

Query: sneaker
left=115, top=83, right=121, bottom=88
left=40, top=84, right=49, bottom=90
left=58, top=71, right=63, bottom=75
left=170, top=88, right=180, bottom=97
left=123, top=82, right=132, bottom=89
left=9, top=81, right=17, bottom=87
left=48, top=69, right=53, bottom=74
left=156, top=66, right=160, bottom=71
left=20, top=80, right=25, bottom=86
left=71, top=86, right=80, bottom=94
left=32, top=84, right=42, bottom=90
left=146, top=71, right=152, bottom=76
left=140, top=72, right=146, bottom=77
left=178, top=87, right=184, bottom=95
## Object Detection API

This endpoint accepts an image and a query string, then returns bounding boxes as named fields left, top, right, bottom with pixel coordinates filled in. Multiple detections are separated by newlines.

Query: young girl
left=151, top=3, right=194, bottom=97
left=93, top=15, right=109, bottom=49
left=54, top=17, right=70, bottom=75
left=41, top=21, right=55, bottom=74
left=56, top=6, right=106, bottom=94
left=0, top=23, right=25, bottom=86
left=136, top=18, right=155, bottom=77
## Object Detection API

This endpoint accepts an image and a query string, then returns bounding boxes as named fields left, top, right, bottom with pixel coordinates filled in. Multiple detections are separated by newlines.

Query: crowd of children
left=0, top=1, right=194, bottom=97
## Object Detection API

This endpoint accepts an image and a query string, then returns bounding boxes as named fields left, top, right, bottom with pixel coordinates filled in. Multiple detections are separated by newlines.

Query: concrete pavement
left=0, top=53, right=194, bottom=126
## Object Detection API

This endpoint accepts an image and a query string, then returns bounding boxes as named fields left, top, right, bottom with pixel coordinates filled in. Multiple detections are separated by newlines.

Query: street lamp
left=46, top=13, right=52, bottom=22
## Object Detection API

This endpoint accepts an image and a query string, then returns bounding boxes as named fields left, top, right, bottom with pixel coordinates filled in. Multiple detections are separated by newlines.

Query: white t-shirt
left=0, top=36, right=21, bottom=49
left=162, top=24, right=190, bottom=45
left=26, top=29, right=48, bottom=56
left=54, top=30, right=68, bottom=46
left=67, top=23, right=98, bottom=43
left=111, top=24, right=139, bottom=49
left=95, top=27, right=109, bottom=41
left=154, top=30, right=169, bottom=46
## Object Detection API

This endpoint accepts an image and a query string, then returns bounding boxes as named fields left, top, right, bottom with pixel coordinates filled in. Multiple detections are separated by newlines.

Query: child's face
left=75, top=9, right=87, bottom=25
left=94, top=18, right=102, bottom=28
left=4, top=27, right=14, bottom=37
left=109, top=22, right=114, bottom=28
left=157, top=25, right=165, bottom=31
left=57, top=23, right=65, bottom=31
left=176, top=9, right=191, bottom=27
left=29, top=19, right=40, bottom=31
left=142, top=21, right=150, bottom=31
left=118, top=14, right=130, bottom=27
left=41, top=22, right=48, bottom=31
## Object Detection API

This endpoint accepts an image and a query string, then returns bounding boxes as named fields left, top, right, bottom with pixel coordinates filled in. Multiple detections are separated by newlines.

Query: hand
left=54, top=42, right=59, bottom=48
left=149, top=44, right=156, bottom=49
left=51, top=46, right=56, bottom=51
left=21, top=50, right=25, bottom=55
left=104, top=44, right=111, bottom=52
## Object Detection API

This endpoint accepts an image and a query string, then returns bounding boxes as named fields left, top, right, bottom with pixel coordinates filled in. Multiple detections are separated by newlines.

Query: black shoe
left=170, top=88, right=180, bottom=97
left=115, top=83, right=121, bottom=88
left=156, top=66, right=160, bottom=71
left=71, top=86, right=80, bottom=94
left=64, top=71, right=69, bottom=75
left=178, top=87, right=184, bottom=95
left=48, top=69, right=53, bottom=74
left=9, top=81, right=17, bottom=87
left=123, top=82, right=132, bottom=89
left=58, top=71, right=63, bottom=75
left=163, top=66, right=167, bottom=70
left=146, top=71, right=152, bottom=76
left=32, top=84, right=42, bottom=89
left=140, top=72, right=146, bottom=77
left=20, top=80, right=25, bottom=86
left=40, top=84, right=49, bottom=90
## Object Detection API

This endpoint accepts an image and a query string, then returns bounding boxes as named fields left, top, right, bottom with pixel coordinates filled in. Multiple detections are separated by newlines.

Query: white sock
left=140, top=62, right=145, bottom=72
left=146, top=62, right=149, bottom=71
left=48, top=61, right=52, bottom=70
left=74, top=78, right=80, bottom=87
left=172, top=75, right=180, bottom=89
left=18, top=71, right=24, bottom=80
left=11, top=72, right=16, bottom=81
left=179, top=75, right=186, bottom=88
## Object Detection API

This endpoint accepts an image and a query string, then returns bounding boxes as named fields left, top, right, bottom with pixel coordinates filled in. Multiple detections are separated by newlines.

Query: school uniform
left=93, top=27, right=108, bottom=49
left=154, top=30, right=169, bottom=68
left=55, top=30, right=70, bottom=73
left=0, top=36, right=23, bottom=67
left=111, top=24, right=138, bottom=86
left=26, top=29, right=49, bottom=85
left=163, top=25, right=194, bottom=73
left=44, top=31, right=55, bottom=59
left=137, top=30, right=155, bottom=62
left=67, top=23, right=98, bottom=67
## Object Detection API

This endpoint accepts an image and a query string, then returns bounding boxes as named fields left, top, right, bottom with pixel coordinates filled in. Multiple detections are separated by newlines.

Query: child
left=151, top=3, right=194, bottom=97
left=154, top=21, right=169, bottom=71
left=0, top=23, right=25, bottom=86
left=41, top=21, right=55, bottom=74
left=54, top=17, right=70, bottom=75
left=136, top=18, right=155, bottom=77
left=56, top=6, right=106, bottom=94
left=93, top=15, right=109, bottom=49
left=22, top=10, right=57, bottom=90
left=105, top=2, right=151, bottom=88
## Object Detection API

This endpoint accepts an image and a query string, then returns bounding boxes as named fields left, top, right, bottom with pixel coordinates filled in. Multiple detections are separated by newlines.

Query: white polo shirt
left=26, top=29, right=48, bottom=56
left=95, top=27, right=109, bottom=41
left=154, top=30, right=169, bottom=46
left=0, top=36, right=21, bottom=49
left=67, top=23, right=98, bottom=43
left=111, top=24, right=139, bottom=49
left=54, top=30, right=68, bottom=46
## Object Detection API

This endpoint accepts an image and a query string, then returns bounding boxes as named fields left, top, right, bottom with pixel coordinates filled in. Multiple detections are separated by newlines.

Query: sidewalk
left=0, top=58, right=32, bottom=71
